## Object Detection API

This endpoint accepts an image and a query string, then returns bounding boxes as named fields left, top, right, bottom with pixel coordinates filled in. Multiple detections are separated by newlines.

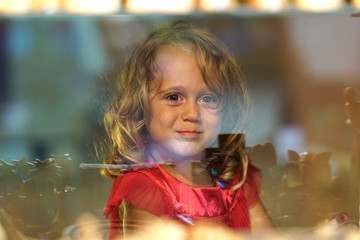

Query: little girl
left=102, top=21, right=274, bottom=238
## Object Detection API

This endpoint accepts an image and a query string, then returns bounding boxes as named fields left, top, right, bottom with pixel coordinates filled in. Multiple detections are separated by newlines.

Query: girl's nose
left=181, top=100, right=200, bottom=122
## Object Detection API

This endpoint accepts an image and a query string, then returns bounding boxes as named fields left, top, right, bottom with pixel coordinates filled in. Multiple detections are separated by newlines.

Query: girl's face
left=147, top=48, right=223, bottom=161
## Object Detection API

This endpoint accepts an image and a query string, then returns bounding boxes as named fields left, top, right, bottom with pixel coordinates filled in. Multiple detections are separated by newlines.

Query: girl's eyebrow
left=156, top=86, right=186, bottom=94
left=157, top=85, right=218, bottom=96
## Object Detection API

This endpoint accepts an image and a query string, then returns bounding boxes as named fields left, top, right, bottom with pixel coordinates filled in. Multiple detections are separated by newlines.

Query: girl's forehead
left=154, top=46, right=210, bottom=76
left=152, top=45, right=223, bottom=94
left=153, top=47, right=195, bottom=77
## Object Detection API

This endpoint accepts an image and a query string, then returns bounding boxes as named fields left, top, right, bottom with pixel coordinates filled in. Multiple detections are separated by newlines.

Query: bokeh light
left=295, top=0, right=344, bottom=12
left=126, top=0, right=195, bottom=14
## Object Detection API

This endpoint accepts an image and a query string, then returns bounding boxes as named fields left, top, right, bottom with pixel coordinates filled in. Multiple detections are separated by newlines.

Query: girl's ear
left=288, top=150, right=300, bottom=163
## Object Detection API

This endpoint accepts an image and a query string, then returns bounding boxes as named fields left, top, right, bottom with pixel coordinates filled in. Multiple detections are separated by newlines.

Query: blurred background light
left=126, top=0, right=195, bottom=14
left=198, top=0, right=237, bottom=12
left=295, top=0, right=344, bottom=12
left=0, top=0, right=359, bottom=15
left=32, top=0, right=60, bottom=14
left=353, top=0, right=360, bottom=9
left=0, top=0, right=32, bottom=14
left=63, top=0, right=120, bottom=14
left=249, top=0, right=288, bottom=12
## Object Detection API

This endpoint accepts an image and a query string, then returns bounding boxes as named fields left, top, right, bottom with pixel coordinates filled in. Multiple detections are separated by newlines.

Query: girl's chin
left=149, top=140, right=212, bottom=161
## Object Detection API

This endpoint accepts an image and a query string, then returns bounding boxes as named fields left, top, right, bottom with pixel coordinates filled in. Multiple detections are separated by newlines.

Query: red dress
left=104, top=163, right=261, bottom=238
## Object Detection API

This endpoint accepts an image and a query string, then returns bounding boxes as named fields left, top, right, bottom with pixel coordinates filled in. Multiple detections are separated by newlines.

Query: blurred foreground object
left=345, top=87, right=360, bottom=130
left=0, top=208, right=27, bottom=240
left=277, top=150, right=339, bottom=226
left=63, top=212, right=359, bottom=240
left=344, top=87, right=360, bottom=224
left=0, top=154, right=76, bottom=239
left=246, top=142, right=278, bottom=218
left=63, top=213, right=111, bottom=240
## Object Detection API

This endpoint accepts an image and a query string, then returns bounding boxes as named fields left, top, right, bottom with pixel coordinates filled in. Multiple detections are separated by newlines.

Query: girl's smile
left=147, top=47, right=223, bottom=163
left=176, top=130, right=203, bottom=139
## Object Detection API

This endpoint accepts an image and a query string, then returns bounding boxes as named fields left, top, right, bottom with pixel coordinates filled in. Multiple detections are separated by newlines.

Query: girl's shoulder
left=105, top=165, right=172, bottom=217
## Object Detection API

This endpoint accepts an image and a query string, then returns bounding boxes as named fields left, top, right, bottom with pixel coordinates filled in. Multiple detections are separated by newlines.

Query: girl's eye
left=166, top=94, right=182, bottom=102
left=199, top=95, right=219, bottom=109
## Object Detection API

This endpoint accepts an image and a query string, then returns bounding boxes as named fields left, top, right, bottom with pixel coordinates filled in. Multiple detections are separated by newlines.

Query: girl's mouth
left=177, top=131, right=202, bottom=138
